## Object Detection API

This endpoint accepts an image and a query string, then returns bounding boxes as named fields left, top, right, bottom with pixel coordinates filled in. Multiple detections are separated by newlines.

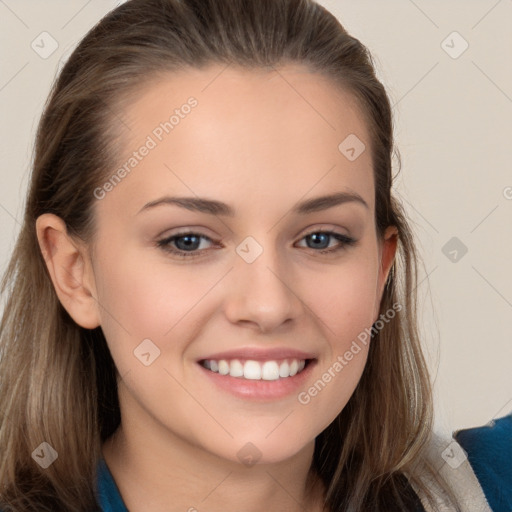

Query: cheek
left=304, top=255, right=379, bottom=347
left=294, top=256, right=378, bottom=425
left=92, top=245, right=213, bottom=368
left=98, top=244, right=201, bottom=317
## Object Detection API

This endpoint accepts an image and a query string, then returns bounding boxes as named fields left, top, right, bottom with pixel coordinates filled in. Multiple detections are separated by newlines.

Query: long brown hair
left=0, top=0, right=457, bottom=510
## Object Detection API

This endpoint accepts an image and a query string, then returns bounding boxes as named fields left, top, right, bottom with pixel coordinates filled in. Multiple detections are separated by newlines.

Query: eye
left=156, top=232, right=217, bottom=259
left=295, top=230, right=356, bottom=255
left=156, top=229, right=356, bottom=259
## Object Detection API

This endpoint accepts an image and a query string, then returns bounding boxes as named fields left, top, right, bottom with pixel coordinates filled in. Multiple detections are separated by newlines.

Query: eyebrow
left=137, top=191, right=369, bottom=216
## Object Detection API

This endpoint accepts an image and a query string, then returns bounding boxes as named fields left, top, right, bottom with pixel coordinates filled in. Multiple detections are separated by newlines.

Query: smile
left=200, top=358, right=309, bottom=380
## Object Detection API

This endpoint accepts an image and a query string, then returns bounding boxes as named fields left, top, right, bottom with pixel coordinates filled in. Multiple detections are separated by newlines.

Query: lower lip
left=197, top=360, right=317, bottom=401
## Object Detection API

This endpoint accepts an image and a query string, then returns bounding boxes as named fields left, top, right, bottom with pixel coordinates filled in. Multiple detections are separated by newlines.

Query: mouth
left=197, top=356, right=317, bottom=400
left=199, top=357, right=313, bottom=380
left=195, top=346, right=318, bottom=400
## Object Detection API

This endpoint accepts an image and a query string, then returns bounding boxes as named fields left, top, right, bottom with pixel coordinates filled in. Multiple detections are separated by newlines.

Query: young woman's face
left=89, top=64, right=396, bottom=464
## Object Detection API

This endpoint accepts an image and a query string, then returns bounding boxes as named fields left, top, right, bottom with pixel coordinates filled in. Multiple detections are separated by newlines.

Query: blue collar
left=96, top=458, right=128, bottom=512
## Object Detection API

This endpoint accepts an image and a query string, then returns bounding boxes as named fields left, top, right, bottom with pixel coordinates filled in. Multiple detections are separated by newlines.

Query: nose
left=223, top=241, right=304, bottom=334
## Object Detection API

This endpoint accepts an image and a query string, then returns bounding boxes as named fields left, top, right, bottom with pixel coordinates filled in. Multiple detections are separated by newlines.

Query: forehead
left=103, top=64, right=374, bottom=217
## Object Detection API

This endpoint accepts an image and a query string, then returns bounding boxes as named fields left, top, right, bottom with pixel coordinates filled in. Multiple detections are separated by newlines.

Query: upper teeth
left=201, top=359, right=307, bottom=380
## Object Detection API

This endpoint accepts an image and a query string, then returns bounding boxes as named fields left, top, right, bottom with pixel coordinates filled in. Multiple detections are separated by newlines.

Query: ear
left=35, top=213, right=101, bottom=329
left=373, top=225, right=398, bottom=321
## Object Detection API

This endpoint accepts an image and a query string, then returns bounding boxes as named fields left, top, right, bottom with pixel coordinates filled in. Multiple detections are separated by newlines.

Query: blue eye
left=157, top=232, right=214, bottom=258
left=298, top=231, right=356, bottom=254
left=156, top=230, right=356, bottom=259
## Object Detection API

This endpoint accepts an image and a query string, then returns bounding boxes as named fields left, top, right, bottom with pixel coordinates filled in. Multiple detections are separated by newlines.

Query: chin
left=218, top=434, right=315, bottom=467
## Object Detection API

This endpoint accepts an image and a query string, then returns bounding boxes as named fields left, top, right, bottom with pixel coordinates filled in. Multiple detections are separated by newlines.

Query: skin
left=36, top=64, right=397, bottom=512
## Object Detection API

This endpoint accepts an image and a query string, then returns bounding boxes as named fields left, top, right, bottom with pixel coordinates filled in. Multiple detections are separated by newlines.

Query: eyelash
left=156, top=229, right=356, bottom=259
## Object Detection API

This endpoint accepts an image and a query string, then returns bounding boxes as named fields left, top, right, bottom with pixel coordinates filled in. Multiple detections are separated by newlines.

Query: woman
left=0, top=0, right=509, bottom=511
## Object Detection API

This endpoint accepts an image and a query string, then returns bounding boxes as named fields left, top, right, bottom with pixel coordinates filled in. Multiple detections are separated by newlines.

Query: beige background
left=1, top=0, right=511, bottom=435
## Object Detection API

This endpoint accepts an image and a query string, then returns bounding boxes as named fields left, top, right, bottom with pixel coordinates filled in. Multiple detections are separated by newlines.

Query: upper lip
left=198, top=347, right=317, bottom=362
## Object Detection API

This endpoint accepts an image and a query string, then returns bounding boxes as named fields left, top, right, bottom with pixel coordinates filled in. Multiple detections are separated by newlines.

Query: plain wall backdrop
left=0, top=0, right=511, bottom=436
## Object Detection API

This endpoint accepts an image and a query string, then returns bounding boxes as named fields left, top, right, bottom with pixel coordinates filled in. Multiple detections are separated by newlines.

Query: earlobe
left=35, top=213, right=101, bottom=329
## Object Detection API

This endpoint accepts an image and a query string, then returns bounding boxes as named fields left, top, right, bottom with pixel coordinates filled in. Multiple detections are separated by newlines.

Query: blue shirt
left=455, top=414, right=512, bottom=511
left=94, top=415, right=512, bottom=511
left=96, top=457, right=128, bottom=512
